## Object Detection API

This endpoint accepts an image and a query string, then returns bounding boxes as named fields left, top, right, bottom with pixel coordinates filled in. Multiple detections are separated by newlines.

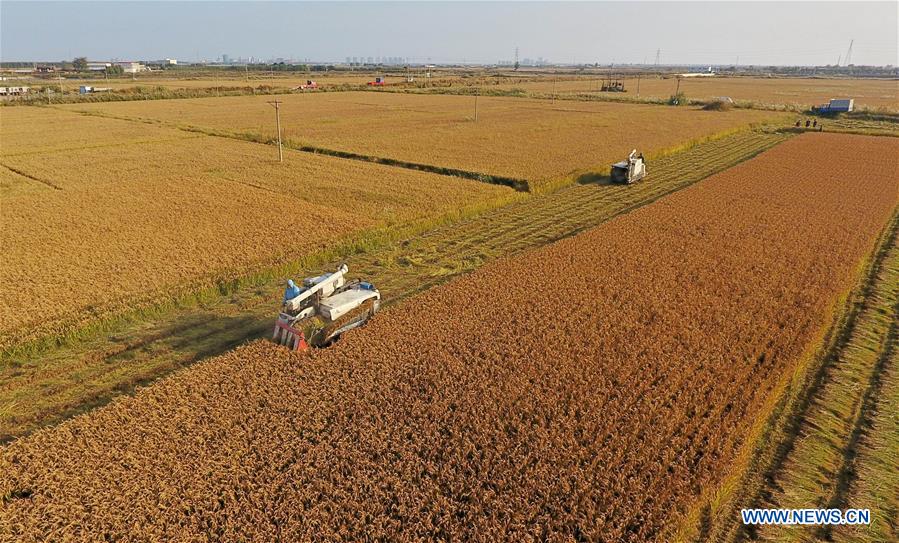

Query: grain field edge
left=670, top=209, right=899, bottom=543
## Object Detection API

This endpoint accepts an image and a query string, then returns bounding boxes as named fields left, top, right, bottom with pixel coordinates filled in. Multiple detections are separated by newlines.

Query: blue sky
left=2, top=1, right=896, bottom=66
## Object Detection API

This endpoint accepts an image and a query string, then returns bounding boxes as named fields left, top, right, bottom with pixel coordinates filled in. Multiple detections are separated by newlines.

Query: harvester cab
left=611, top=150, right=647, bottom=184
left=273, top=264, right=381, bottom=351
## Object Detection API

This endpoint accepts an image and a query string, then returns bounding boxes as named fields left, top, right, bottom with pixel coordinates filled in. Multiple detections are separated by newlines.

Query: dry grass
left=2, top=133, right=896, bottom=542
left=66, top=92, right=785, bottom=184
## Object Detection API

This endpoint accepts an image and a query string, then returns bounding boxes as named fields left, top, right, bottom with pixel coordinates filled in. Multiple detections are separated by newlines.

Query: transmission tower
left=654, top=49, right=660, bottom=66
left=514, top=46, right=519, bottom=68
left=844, top=39, right=854, bottom=66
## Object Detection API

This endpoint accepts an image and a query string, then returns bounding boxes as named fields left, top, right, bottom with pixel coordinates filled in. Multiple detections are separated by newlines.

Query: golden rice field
left=66, top=92, right=786, bottom=184
left=0, top=107, right=514, bottom=349
left=2, top=134, right=896, bottom=541
left=491, top=76, right=899, bottom=110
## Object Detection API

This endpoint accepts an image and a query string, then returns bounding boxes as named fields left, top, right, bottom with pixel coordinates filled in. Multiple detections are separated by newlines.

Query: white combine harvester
left=611, top=149, right=647, bottom=184
left=273, top=264, right=380, bottom=351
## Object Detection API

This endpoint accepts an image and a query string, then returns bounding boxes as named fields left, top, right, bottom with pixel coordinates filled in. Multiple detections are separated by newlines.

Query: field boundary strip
left=1, top=163, right=63, bottom=191
left=0, top=133, right=206, bottom=158
left=672, top=209, right=899, bottom=543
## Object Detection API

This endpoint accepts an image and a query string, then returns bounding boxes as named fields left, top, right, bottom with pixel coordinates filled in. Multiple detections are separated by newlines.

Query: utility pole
left=245, top=64, right=249, bottom=82
left=551, top=75, right=556, bottom=106
left=636, top=74, right=641, bottom=96
left=267, top=100, right=283, bottom=162
left=473, top=88, right=479, bottom=122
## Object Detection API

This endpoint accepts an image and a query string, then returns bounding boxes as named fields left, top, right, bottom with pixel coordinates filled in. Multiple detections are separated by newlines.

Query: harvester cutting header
left=273, top=264, right=380, bottom=351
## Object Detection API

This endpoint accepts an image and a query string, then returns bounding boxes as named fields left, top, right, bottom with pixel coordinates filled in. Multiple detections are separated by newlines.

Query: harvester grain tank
left=273, top=264, right=381, bottom=350
left=611, top=150, right=647, bottom=184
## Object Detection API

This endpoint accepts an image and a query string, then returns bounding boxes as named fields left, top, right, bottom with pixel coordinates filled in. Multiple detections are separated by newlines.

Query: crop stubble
left=2, top=133, right=896, bottom=541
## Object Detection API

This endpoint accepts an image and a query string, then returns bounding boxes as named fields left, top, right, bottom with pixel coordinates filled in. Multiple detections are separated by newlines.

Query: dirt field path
left=0, top=129, right=790, bottom=442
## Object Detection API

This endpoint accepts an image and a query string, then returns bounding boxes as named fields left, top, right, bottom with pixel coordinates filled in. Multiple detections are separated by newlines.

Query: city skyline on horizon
left=2, top=2, right=897, bottom=67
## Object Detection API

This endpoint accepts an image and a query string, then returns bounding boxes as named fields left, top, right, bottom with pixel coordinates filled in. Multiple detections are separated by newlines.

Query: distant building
left=116, top=62, right=147, bottom=74
left=0, top=86, right=30, bottom=96
left=222, top=54, right=231, bottom=64
left=86, top=62, right=112, bottom=71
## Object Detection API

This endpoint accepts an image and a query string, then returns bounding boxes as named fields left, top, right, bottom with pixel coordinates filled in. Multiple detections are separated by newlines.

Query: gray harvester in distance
left=611, top=150, right=647, bottom=184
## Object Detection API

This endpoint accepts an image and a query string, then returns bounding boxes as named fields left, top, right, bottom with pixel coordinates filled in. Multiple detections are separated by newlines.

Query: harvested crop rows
left=65, top=92, right=785, bottom=184
left=755, top=218, right=899, bottom=543
left=2, top=133, right=896, bottom=541
left=0, top=107, right=514, bottom=350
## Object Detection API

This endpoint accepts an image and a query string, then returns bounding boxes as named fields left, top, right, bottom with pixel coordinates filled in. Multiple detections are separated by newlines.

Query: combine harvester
left=610, top=150, right=647, bottom=184
left=273, top=264, right=380, bottom=351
